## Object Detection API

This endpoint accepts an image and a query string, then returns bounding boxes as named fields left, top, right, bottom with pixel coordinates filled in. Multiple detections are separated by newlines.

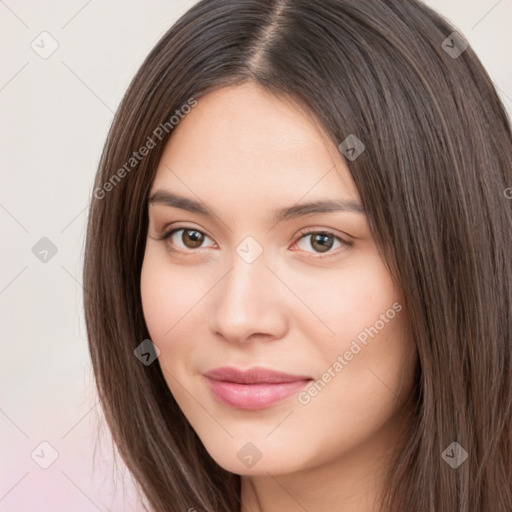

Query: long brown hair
left=83, top=1, right=512, bottom=510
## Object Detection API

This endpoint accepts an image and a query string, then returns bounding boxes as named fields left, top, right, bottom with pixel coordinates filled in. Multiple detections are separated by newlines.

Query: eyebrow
left=148, top=189, right=365, bottom=223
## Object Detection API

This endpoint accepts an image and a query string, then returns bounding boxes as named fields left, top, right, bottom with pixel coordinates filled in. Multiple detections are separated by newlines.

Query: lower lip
left=205, top=377, right=311, bottom=410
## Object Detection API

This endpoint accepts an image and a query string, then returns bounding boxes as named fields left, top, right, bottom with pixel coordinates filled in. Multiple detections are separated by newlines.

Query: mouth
left=203, top=366, right=314, bottom=410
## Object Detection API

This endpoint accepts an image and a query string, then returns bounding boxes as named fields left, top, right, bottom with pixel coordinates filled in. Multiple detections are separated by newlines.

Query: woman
left=83, top=1, right=512, bottom=511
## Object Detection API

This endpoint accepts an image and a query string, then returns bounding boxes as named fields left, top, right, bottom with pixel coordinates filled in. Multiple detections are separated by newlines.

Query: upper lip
left=203, top=366, right=313, bottom=384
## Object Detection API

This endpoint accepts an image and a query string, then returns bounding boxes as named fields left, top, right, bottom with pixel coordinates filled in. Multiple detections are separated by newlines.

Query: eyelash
left=154, top=225, right=353, bottom=259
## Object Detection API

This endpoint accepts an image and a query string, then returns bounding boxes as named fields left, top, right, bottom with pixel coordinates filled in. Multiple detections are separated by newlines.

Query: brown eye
left=309, top=233, right=334, bottom=253
left=159, top=227, right=216, bottom=252
left=180, top=229, right=204, bottom=248
left=294, top=230, right=348, bottom=256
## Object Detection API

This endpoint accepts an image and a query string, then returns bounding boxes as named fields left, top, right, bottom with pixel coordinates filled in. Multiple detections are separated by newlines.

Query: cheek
left=140, top=248, right=219, bottom=397
left=140, top=259, right=174, bottom=341
left=295, top=250, right=413, bottom=401
left=140, top=248, right=202, bottom=341
left=288, top=250, right=400, bottom=348
left=140, top=252, right=196, bottom=393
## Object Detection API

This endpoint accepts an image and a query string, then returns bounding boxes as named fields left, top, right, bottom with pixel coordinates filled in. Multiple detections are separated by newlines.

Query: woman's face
left=141, top=83, right=417, bottom=477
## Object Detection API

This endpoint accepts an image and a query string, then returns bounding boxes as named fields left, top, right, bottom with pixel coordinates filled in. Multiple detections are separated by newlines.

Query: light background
left=1, top=1, right=511, bottom=510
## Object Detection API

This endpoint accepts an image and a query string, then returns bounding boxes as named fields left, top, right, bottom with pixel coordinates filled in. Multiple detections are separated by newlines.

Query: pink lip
left=203, top=366, right=313, bottom=410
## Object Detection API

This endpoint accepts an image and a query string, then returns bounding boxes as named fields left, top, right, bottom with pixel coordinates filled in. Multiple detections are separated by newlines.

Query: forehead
left=151, top=83, right=360, bottom=207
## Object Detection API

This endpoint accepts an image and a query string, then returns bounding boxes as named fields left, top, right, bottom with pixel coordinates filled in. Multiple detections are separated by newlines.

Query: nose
left=209, top=249, right=288, bottom=344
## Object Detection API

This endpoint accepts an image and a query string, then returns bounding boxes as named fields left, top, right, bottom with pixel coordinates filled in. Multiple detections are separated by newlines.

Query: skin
left=140, top=82, right=418, bottom=512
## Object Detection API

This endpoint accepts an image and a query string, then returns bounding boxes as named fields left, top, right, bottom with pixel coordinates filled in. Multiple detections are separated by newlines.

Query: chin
left=199, top=435, right=311, bottom=476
